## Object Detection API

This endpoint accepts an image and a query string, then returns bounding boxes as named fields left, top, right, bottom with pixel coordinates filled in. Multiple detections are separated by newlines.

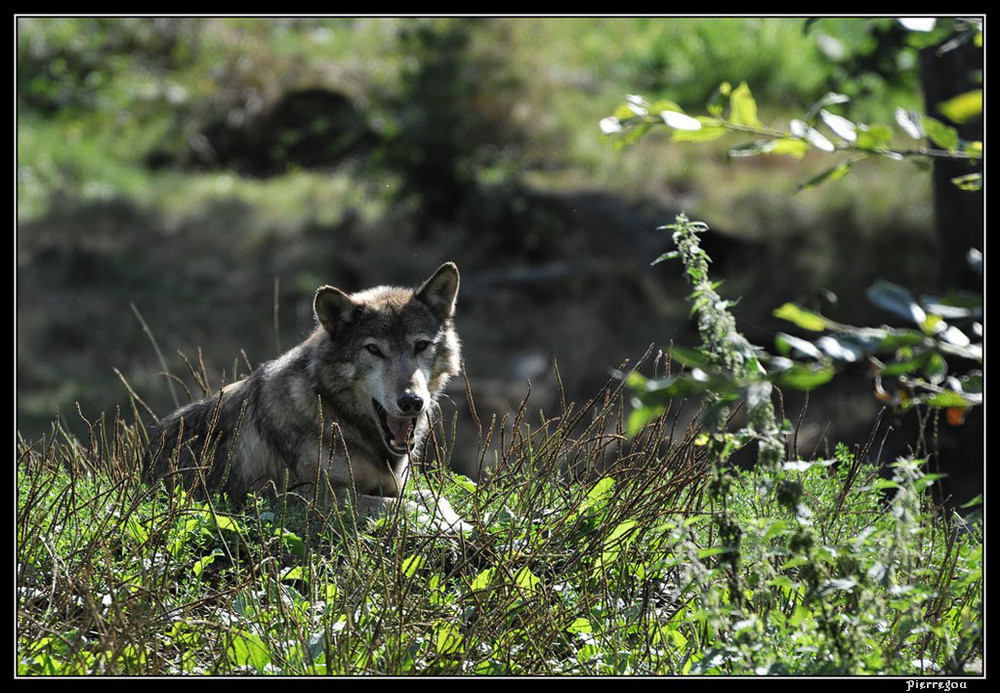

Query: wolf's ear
left=415, top=262, right=459, bottom=321
left=314, top=286, right=358, bottom=336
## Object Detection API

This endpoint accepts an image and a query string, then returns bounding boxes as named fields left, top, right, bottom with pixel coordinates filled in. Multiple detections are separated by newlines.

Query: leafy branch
left=773, top=276, right=982, bottom=419
left=628, top=217, right=982, bottom=443
left=600, top=80, right=982, bottom=192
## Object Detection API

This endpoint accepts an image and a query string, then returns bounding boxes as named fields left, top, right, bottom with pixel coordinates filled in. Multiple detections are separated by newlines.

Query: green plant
left=623, top=213, right=981, bottom=674
left=600, top=21, right=982, bottom=192
left=16, top=356, right=982, bottom=676
left=604, top=19, right=983, bottom=422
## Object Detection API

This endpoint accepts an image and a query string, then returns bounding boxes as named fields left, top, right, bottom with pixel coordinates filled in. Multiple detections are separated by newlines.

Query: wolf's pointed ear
left=314, top=286, right=358, bottom=336
left=415, top=262, right=459, bottom=321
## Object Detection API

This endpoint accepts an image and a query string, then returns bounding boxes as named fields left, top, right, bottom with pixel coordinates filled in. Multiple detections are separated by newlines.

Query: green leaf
left=632, top=373, right=712, bottom=405
left=727, top=141, right=767, bottom=158
left=670, top=116, right=727, bottom=142
left=470, top=567, right=495, bottom=592
left=649, top=98, right=685, bottom=114
left=661, top=110, right=702, bottom=131
left=514, top=566, right=541, bottom=594
left=963, top=140, right=983, bottom=158
left=775, top=332, right=824, bottom=359
left=876, top=328, right=926, bottom=351
left=856, top=123, right=895, bottom=152
left=926, top=390, right=974, bottom=408
left=228, top=631, right=271, bottom=671
left=960, top=494, right=983, bottom=509
left=605, top=519, right=638, bottom=547
left=773, top=303, right=828, bottom=331
left=879, top=354, right=928, bottom=377
left=866, top=280, right=927, bottom=325
left=611, top=103, right=635, bottom=120
left=790, top=119, right=835, bottom=152
left=923, top=116, right=960, bottom=152
left=583, top=477, right=615, bottom=512
left=449, top=474, right=478, bottom=493
left=819, top=109, right=857, bottom=143
left=602, top=520, right=638, bottom=565
left=895, top=108, right=924, bottom=139
left=913, top=472, right=948, bottom=493
left=277, top=528, right=306, bottom=557
left=706, top=81, right=732, bottom=117
left=777, top=363, right=835, bottom=390
left=729, top=82, right=764, bottom=129
left=951, top=173, right=982, bottom=191
left=123, top=516, right=149, bottom=545
left=402, top=554, right=425, bottom=578
left=626, top=405, right=664, bottom=436
left=938, top=89, right=982, bottom=124
left=697, top=546, right=731, bottom=559
left=207, top=512, right=242, bottom=533
left=795, top=161, right=852, bottom=192
left=281, top=565, right=305, bottom=582
left=765, top=138, right=810, bottom=158
left=669, top=344, right=714, bottom=368
left=193, top=551, right=221, bottom=578
left=434, top=622, right=464, bottom=655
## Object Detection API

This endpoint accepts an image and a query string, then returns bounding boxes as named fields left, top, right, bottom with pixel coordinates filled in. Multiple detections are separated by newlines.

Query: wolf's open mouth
left=372, top=399, right=416, bottom=455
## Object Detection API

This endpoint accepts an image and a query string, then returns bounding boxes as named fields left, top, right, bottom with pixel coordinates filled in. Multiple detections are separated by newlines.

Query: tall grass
left=17, top=341, right=982, bottom=675
left=16, top=362, right=709, bottom=675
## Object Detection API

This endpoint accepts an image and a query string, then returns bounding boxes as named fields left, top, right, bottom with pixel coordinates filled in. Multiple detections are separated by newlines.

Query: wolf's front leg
left=408, top=490, right=473, bottom=533
left=352, top=493, right=399, bottom=520
left=351, top=492, right=472, bottom=533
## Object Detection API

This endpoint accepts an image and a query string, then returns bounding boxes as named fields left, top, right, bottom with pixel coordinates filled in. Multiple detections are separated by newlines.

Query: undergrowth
left=16, top=219, right=982, bottom=677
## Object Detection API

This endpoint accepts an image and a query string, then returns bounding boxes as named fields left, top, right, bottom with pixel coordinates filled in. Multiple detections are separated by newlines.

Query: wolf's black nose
left=397, top=393, right=424, bottom=415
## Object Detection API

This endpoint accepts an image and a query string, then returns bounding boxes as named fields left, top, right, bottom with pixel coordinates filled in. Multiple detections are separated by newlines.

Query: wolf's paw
left=407, top=490, right=474, bottom=534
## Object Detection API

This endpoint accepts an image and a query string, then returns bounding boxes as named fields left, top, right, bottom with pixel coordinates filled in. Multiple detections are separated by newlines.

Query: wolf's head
left=312, top=262, right=461, bottom=458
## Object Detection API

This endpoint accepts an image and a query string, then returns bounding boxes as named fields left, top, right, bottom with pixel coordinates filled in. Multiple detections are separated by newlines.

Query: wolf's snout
left=396, top=392, right=424, bottom=415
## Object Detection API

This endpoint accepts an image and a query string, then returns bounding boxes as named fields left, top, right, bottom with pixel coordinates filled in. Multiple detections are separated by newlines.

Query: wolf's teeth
left=373, top=399, right=417, bottom=454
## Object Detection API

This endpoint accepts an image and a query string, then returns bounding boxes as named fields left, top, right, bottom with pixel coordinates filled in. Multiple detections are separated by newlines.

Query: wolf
left=143, top=262, right=468, bottom=530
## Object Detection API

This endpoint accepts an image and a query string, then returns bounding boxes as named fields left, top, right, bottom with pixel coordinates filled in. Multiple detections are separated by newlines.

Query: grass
left=16, top=365, right=983, bottom=676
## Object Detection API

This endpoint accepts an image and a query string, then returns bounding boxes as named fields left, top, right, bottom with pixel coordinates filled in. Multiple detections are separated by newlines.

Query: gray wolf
left=143, top=262, right=468, bottom=529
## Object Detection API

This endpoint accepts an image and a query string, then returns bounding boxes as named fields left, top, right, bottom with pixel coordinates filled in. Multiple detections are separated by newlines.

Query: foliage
left=17, top=377, right=982, bottom=675
left=15, top=289, right=983, bottom=676
left=606, top=18, right=983, bottom=423
left=622, top=212, right=981, bottom=675
left=600, top=78, right=982, bottom=193
left=773, top=277, right=982, bottom=417
left=600, top=18, right=982, bottom=194
left=627, top=215, right=982, bottom=436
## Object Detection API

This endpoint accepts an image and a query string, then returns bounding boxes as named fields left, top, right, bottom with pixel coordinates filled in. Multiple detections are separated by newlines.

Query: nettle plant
left=627, top=215, right=982, bottom=442
left=618, top=214, right=982, bottom=675
left=603, top=65, right=983, bottom=425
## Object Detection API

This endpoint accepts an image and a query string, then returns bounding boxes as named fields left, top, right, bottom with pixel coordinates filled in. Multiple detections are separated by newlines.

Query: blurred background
left=16, top=17, right=982, bottom=503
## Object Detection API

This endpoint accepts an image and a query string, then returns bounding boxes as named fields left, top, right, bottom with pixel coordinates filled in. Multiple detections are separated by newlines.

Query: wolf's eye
left=414, top=340, right=432, bottom=354
left=363, top=344, right=384, bottom=358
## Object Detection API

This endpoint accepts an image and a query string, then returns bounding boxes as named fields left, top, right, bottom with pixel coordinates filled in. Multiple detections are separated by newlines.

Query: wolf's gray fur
left=143, top=262, right=463, bottom=523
